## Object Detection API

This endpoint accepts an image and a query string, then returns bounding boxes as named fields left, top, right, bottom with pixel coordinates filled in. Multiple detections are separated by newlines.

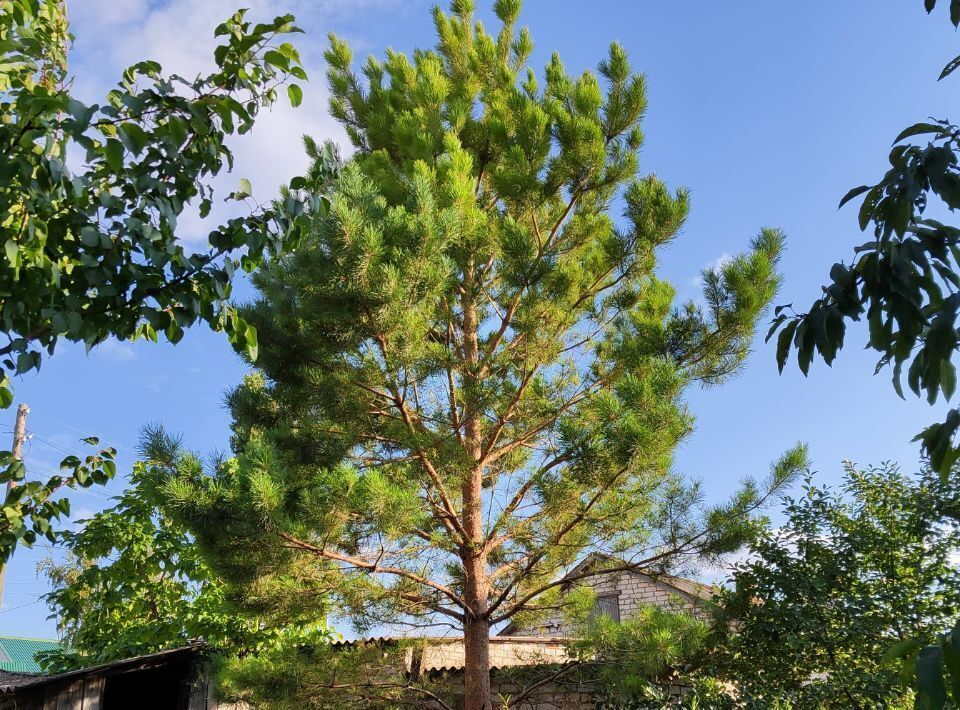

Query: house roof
left=0, top=643, right=205, bottom=693
left=332, top=635, right=575, bottom=673
left=0, top=636, right=60, bottom=674
left=0, top=670, right=40, bottom=689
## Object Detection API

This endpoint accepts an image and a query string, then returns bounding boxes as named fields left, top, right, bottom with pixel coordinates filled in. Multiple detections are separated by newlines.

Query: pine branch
left=277, top=532, right=466, bottom=619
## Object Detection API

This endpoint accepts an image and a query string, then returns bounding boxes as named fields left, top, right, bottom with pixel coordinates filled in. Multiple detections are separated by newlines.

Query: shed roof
left=0, top=636, right=59, bottom=674
left=0, top=643, right=205, bottom=693
left=332, top=635, right=575, bottom=673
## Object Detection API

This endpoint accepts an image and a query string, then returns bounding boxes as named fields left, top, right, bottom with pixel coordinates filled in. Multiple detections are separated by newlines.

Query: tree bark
left=461, top=458, right=490, bottom=709
left=461, top=261, right=492, bottom=710
left=462, top=558, right=491, bottom=710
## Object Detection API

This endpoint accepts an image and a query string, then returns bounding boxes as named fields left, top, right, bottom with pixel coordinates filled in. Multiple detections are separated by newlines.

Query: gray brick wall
left=505, top=569, right=708, bottom=637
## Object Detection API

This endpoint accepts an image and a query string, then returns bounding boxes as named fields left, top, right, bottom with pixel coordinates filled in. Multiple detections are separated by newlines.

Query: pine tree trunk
left=461, top=460, right=491, bottom=710
left=463, top=576, right=492, bottom=710
left=461, top=261, right=492, bottom=710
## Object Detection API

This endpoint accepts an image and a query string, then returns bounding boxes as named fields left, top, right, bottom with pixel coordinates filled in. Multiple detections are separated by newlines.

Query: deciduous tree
left=0, top=0, right=314, bottom=561
left=769, top=0, right=960, bottom=479
left=766, top=2, right=960, bottom=705
left=703, top=463, right=960, bottom=709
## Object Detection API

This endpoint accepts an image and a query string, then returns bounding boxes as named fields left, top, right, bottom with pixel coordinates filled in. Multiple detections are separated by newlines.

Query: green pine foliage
left=569, top=594, right=711, bottom=706
left=37, top=426, right=328, bottom=673
left=162, top=1, right=804, bottom=705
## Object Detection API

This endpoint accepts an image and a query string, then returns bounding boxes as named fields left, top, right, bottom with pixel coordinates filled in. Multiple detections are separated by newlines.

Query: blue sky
left=3, top=0, right=959, bottom=639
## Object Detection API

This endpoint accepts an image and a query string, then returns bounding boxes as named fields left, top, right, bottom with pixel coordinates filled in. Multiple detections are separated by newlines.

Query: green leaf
left=277, top=42, right=301, bottom=63
left=943, top=643, right=960, bottom=705
left=893, top=122, right=945, bottom=144
left=104, top=139, right=124, bottom=172
left=838, top=184, right=870, bottom=209
left=858, top=186, right=881, bottom=231
left=941, top=54, right=960, bottom=81
left=287, top=84, right=303, bottom=108
left=943, top=360, right=957, bottom=401
left=166, top=115, right=189, bottom=147
left=5, top=461, right=25, bottom=482
left=263, top=50, right=290, bottom=71
left=917, top=645, right=947, bottom=710
left=236, top=178, right=252, bottom=199
left=66, top=312, right=82, bottom=336
left=79, top=227, right=100, bottom=247
left=118, top=123, right=149, bottom=154
left=882, top=637, right=924, bottom=665
left=245, top=322, right=258, bottom=362
left=775, top=319, right=798, bottom=374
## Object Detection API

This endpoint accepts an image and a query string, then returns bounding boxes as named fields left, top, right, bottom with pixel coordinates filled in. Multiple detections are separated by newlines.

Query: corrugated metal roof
left=0, top=670, right=40, bottom=688
left=0, top=644, right=205, bottom=693
left=0, top=636, right=59, bottom=674
left=331, top=635, right=576, bottom=673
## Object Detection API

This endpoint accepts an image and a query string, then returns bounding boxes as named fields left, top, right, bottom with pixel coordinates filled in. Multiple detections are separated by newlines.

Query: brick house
left=2, top=555, right=714, bottom=709
left=339, top=554, right=717, bottom=708
left=501, top=552, right=716, bottom=638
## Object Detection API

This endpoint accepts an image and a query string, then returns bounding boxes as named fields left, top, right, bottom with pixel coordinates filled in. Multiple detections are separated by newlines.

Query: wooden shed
left=0, top=644, right=222, bottom=710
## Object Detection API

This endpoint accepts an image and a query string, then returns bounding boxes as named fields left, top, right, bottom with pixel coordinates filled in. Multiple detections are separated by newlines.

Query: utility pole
left=0, top=403, right=29, bottom=608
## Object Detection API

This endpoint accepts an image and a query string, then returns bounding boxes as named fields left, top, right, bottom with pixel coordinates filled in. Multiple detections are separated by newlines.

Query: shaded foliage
left=769, top=0, right=960, bottom=480
left=701, top=463, right=960, bottom=709
left=767, top=2, right=960, bottom=707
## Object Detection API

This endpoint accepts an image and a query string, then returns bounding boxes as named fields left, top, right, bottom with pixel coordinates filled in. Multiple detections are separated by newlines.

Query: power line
left=15, top=459, right=114, bottom=502
left=0, top=598, right=43, bottom=615
left=28, top=412, right=139, bottom=457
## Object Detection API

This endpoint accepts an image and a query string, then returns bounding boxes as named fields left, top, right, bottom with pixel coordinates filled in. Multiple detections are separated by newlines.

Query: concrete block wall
left=508, top=570, right=706, bottom=637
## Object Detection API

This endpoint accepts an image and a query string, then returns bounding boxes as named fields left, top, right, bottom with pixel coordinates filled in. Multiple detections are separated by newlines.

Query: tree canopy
left=36, top=426, right=325, bottom=674
left=769, top=0, right=960, bottom=479
left=160, top=1, right=804, bottom=707
left=704, top=463, right=960, bottom=709
left=0, top=0, right=315, bottom=561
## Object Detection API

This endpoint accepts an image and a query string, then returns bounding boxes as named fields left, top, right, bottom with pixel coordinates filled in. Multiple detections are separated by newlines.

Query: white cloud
left=69, top=0, right=150, bottom=31
left=699, top=546, right=755, bottom=585
left=689, top=252, right=733, bottom=289
left=707, top=252, right=733, bottom=273
left=64, top=0, right=370, bottom=244
left=92, top=338, right=136, bottom=362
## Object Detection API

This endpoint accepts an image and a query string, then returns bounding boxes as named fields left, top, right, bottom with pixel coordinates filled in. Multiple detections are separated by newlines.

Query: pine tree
left=164, top=2, right=805, bottom=707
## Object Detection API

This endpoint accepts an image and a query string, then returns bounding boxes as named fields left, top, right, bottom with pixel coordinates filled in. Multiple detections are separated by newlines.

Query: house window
left=593, top=593, right=620, bottom=622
